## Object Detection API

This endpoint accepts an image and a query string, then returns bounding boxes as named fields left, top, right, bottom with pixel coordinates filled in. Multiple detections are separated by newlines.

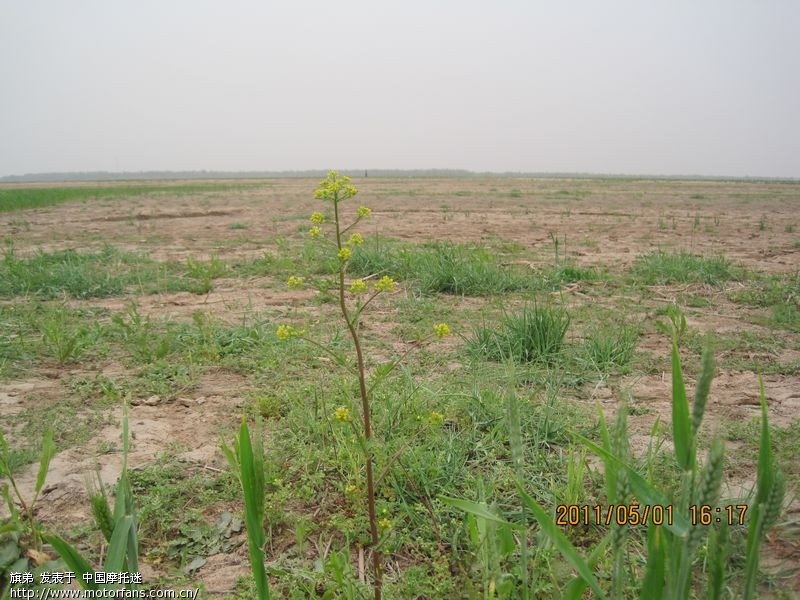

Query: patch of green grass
left=37, top=309, right=95, bottom=364
left=772, top=303, right=800, bottom=332
left=469, top=304, right=570, bottom=364
left=185, top=255, right=227, bottom=294
left=65, top=374, right=125, bottom=406
left=544, top=263, right=601, bottom=287
left=6, top=396, right=114, bottom=469
left=128, top=455, right=239, bottom=564
left=0, top=303, right=39, bottom=378
left=630, top=251, right=742, bottom=285
left=0, top=302, right=114, bottom=377
left=233, top=250, right=296, bottom=278
left=684, top=295, right=712, bottom=308
left=0, top=183, right=261, bottom=213
left=348, top=239, right=533, bottom=296
left=413, top=245, right=530, bottom=295
left=1, top=245, right=131, bottom=299
left=0, top=245, right=202, bottom=299
left=129, top=361, right=196, bottom=400
left=260, top=361, right=595, bottom=597
left=577, top=325, right=639, bottom=375
left=729, top=272, right=800, bottom=331
left=234, top=240, right=337, bottom=280
left=726, top=419, right=800, bottom=487
left=685, top=329, right=799, bottom=373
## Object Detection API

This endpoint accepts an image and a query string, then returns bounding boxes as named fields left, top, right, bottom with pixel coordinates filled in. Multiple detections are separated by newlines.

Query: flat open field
left=1, top=177, right=799, bottom=597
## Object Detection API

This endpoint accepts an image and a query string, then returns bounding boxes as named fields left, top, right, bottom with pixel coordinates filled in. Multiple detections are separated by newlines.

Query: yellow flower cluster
left=348, top=233, right=364, bottom=246
left=357, top=206, right=372, bottom=218
left=434, top=323, right=451, bottom=338
left=375, top=275, right=396, bottom=293
left=276, top=324, right=303, bottom=341
left=310, top=212, right=326, bottom=224
left=334, top=406, right=351, bottom=422
left=309, top=225, right=322, bottom=238
left=428, top=411, right=445, bottom=426
left=287, top=275, right=304, bottom=289
left=350, top=279, right=368, bottom=294
left=314, top=170, right=358, bottom=202
left=338, top=247, right=352, bottom=262
left=345, top=483, right=359, bottom=495
left=378, top=517, right=392, bottom=530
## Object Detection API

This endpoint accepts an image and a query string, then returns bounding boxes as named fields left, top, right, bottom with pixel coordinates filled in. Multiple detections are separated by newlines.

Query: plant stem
left=334, top=196, right=382, bottom=599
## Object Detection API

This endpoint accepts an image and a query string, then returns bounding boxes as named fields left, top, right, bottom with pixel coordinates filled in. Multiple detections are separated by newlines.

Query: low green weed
left=37, top=309, right=94, bottom=364
left=111, top=304, right=175, bottom=363
left=185, top=255, right=226, bottom=294
left=0, top=429, right=55, bottom=552
left=1, top=430, right=63, bottom=597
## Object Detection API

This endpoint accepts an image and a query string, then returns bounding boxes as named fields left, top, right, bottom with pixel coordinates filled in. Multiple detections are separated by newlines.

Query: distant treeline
left=0, top=169, right=474, bottom=183
left=1, top=169, right=797, bottom=184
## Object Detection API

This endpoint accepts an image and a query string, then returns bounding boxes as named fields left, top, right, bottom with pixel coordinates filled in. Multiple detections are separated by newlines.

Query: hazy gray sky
left=1, top=1, right=799, bottom=177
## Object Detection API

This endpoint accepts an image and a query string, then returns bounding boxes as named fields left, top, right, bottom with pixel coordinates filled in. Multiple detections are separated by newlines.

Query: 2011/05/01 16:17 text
left=556, top=504, right=749, bottom=527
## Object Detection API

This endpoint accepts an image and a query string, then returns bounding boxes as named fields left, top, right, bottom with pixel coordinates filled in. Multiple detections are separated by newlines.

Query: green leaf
left=671, top=341, right=693, bottom=471
left=439, top=496, right=524, bottom=529
left=706, top=521, right=729, bottom=600
left=104, top=515, right=133, bottom=573
left=596, top=405, right=617, bottom=504
left=691, top=345, right=715, bottom=436
left=0, top=540, right=20, bottom=569
left=744, top=381, right=776, bottom=600
left=516, top=483, right=608, bottom=600
left=640, top=522, right=665, bottom=599
left=45, top=534, right=99, bottom=591
left=0, top=429, right=10, bottom=476
left=755, top=378, right=774, bottom=507
left=577, top=434, right=690, bottom=538
left=34, top=430, right=55, bottom=495
left=235, top=419, right=270, bottom=600
left=743, top=504, right=764, bottom=600
left=563, top=531, right=613, bottom=600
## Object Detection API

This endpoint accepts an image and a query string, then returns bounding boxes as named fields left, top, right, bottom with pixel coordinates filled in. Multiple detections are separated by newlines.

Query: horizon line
left=2, top=168, right=798, bottom=184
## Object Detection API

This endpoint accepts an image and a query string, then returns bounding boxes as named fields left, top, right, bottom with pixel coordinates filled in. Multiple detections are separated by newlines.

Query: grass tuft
left=469, top=303, right=570, bottom=363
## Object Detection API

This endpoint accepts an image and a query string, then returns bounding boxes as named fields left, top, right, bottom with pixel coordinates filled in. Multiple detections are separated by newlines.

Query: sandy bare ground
left=2, top=177, right=798, bottom=594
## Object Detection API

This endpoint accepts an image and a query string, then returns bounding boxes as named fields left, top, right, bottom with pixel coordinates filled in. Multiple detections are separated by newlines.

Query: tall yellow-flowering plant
left=278, top=171, right=450, bottom=599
